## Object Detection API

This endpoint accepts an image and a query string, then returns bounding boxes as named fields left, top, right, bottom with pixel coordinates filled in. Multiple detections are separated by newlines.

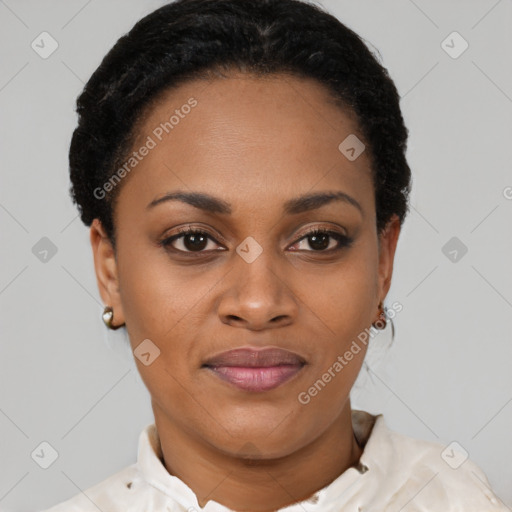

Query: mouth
left=204, top=364, right=306, bottom=392
left=202, top=347, right=307, bottom=392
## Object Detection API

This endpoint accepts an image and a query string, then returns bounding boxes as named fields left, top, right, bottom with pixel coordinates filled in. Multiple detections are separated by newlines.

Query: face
left=91, top=72, right=400, bottom=458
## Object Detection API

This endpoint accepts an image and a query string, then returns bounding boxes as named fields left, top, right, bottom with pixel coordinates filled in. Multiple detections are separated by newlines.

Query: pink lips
left=203, top=347, right=306, bottom=392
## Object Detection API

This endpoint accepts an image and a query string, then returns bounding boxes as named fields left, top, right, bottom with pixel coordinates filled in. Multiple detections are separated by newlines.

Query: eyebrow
left=146, top=190, right=363, bottom=217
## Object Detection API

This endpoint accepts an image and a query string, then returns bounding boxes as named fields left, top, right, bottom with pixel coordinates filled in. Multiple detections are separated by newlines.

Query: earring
left=102, top=306, right=123, bottom=330
left=372, top=301, right=387, bottom=330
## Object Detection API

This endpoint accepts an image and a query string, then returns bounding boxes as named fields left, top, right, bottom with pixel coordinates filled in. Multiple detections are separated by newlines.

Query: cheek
left=115, top=249, right=205, bottom=408
left=292, top=257, right=377, bottom=430
left=302, top=248, right=379, bottom=347
left=116, top=245, right=204, bottom=338
left=115, top=245, right=221, bottom=390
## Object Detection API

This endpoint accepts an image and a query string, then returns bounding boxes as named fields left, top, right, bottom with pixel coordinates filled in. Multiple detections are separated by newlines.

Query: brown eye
left=291, top=228, right=353, bottom=252
left=161, top=227, right=222, bottom=253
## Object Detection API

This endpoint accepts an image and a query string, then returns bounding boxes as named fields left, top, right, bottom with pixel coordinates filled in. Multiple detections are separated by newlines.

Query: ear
left=90, top=218, right=125, bottom=327
left=376, top=214, right=401, bottom=302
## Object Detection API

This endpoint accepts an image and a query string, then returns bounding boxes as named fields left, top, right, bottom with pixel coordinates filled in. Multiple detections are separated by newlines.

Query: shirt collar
left=136, top=409, right=385, bottom=511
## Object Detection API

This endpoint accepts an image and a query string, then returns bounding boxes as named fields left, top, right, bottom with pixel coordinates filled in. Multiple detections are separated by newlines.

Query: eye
left=289, top=228, right=353, bottom=252
left=160, top=227, right=223, bottom=253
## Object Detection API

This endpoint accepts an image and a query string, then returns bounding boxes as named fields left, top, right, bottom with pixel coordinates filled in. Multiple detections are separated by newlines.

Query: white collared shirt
left=40, top=409, right=507, bottom=511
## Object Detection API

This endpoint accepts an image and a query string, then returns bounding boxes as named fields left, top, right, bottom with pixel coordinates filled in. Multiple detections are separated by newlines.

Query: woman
left=41, top=0, right=506, bottom=510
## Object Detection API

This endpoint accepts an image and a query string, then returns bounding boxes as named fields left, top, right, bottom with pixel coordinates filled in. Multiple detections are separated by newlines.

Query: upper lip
left=203, top=347, right=306, bottom=368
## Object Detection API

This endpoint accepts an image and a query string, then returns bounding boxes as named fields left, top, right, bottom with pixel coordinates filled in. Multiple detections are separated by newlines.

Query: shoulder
left=367, top=416, right=507, bottom=511
left=38, top=464, right=140, bottom=512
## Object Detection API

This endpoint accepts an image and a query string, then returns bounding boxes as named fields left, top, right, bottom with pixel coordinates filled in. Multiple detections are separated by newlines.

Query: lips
left=203, top=347, right=306, bottom=367
left=202, top=347, right=306, bottom=392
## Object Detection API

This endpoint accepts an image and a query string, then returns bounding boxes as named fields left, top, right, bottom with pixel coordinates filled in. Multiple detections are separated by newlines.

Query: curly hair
left=69, top=0, right=412, bottom=250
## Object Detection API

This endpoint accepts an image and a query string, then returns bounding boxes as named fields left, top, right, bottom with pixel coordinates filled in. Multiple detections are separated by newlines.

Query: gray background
left=0, top=0, right=511, bottom=510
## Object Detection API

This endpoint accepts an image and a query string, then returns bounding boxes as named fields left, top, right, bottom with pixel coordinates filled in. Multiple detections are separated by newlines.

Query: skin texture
left=90, top=72, right=401, bottom=512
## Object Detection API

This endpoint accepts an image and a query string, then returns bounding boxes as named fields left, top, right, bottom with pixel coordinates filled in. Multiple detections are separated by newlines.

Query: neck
left=153, top=401, right=363, bottom=511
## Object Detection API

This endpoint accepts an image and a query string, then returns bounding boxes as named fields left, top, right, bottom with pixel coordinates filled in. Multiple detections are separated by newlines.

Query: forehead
left=115, top=72, right=374, bottom=219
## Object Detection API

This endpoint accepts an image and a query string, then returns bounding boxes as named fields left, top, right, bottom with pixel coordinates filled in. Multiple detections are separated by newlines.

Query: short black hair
left=69, top=0, right=412, bottom=249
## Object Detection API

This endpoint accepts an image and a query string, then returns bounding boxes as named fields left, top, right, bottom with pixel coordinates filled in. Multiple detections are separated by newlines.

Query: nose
left=217, top=250, right=298, bottom=331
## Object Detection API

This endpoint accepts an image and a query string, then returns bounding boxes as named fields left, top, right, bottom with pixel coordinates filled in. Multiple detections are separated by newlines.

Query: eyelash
left=160, top=226, right=354, bottom=256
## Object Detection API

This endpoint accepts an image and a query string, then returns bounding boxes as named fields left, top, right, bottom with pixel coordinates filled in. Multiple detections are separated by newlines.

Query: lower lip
left=205, top=364, right=304, bottom=392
